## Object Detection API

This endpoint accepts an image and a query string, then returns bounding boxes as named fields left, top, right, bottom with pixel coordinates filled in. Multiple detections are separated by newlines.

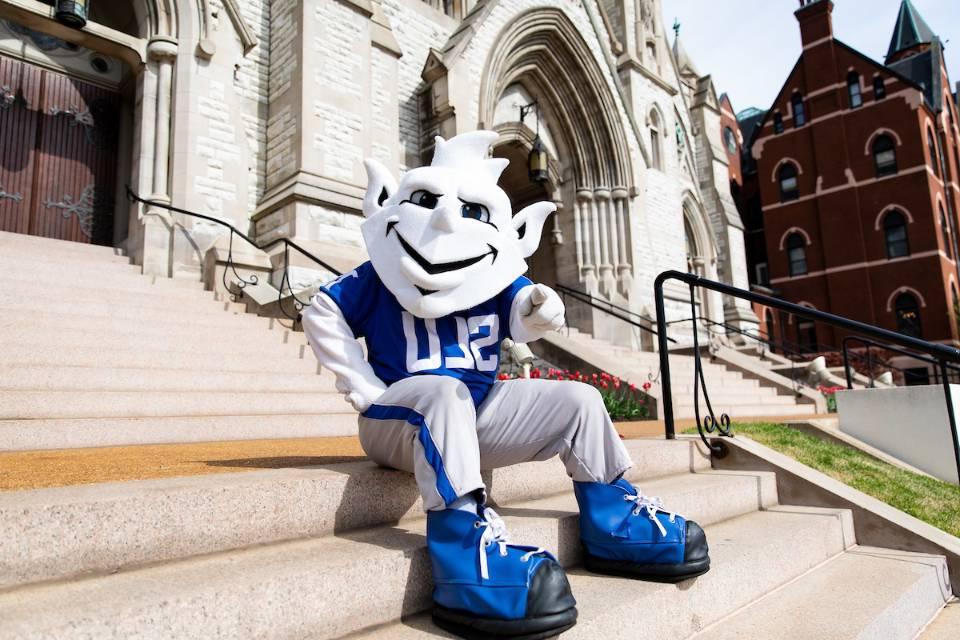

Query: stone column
left=612, top=187, right=632, bottom=296
left=594, top=188, right=614, bottom=297
left=140, top=36, right=178, bottom=277
left=576, top=188, right=597, bottom=292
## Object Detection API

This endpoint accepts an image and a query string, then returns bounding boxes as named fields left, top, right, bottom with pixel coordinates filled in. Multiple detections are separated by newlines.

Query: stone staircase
left=540, top=329, right=819, bottom=419
left=0, top=232, right=956, bottom=638
left=0, top=230, right=355, bottom=451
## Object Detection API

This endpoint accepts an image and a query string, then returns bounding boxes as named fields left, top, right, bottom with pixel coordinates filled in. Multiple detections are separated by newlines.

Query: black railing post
left=842, top=337, right=855, bottom=390
left=940, top=361, right=960, bottom=485
left=654, top=273, right=676, bottom=439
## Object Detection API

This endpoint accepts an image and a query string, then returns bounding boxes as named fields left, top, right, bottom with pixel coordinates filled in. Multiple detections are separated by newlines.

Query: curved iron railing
left=654, top=270, right=960, bottom=484
left=842, top=335, right=960, bottom=389
left=126, top=188, right=342, bottom=320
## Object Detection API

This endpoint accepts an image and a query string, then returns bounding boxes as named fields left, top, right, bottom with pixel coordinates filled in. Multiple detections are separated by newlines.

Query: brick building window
left=786, top=233, right=808, bottom=276
left=791, top=93, right=806, bottom=127
left=873, top=76, right=886, bottom=100
left=872, top=135, right=897, bottom=177
left=895, top=293, right=922, bottom=338
left=773, top=112, right=784, bottom=134
left=796, top=319, right=818, bottom=354
left=884, top=210, right=910, bottom=258
left=928, top=129, right=940, bottom=179
left=778, top=163, right=799, bottom=202
left=941, top=206, right=954, bottom=259
left=847, top=72, right=862, bottom=108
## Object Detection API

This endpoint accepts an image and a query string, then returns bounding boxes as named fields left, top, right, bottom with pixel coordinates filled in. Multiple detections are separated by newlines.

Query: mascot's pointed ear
left=512, top=201, right=557, bottom=258
left=362, top=159, right=398, bottom=218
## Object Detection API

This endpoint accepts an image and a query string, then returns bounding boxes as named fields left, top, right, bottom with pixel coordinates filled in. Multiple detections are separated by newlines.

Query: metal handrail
left=126, top=187, right=342, bottom=319
left=554, top=283, right=675, bottom=343
left=842, top=335, right=960, bottom=389
left=654, top=270, right=960, bottom=484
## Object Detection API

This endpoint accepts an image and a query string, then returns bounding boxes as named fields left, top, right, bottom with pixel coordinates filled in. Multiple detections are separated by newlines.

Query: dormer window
left=791, top=94, right=806, bottom=127
left=847, top=72, right=862, bottom=108
left=873, top=76, right=886, bottom=100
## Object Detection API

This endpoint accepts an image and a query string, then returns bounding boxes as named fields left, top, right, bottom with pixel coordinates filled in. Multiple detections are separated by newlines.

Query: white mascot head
left=361, top=130, right=556, bottom=319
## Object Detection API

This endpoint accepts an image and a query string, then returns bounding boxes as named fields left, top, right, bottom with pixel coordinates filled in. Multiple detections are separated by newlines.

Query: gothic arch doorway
left=493, top=138, right=557, bottom=289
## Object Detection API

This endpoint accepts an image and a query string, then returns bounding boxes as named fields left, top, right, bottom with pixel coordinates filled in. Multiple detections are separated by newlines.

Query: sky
left=661, top=0, right=960, bottom=115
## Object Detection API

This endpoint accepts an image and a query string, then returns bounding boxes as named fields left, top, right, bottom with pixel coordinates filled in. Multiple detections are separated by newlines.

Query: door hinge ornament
left=0, top=183, right=23, bottom=203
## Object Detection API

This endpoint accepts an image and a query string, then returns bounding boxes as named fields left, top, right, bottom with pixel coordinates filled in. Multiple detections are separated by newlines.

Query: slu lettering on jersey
left=0, top=54, right=120, bottom=245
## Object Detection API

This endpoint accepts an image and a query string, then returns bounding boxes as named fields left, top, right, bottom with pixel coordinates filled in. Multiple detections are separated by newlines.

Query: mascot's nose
left=429, top=205, right=460, bottom=233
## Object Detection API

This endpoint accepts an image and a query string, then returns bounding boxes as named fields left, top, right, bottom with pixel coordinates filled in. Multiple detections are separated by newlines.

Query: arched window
left=941, top=205, right=954, bottom=259
left=786, top=232, right=808, bottom=276
left=873, top=135, right=897, bottom=177
left=791, top=93, right=806, bottom=127
left=847, top=72, right=862, bottom=108
left=649, top=110, right=662, bottom=171
left=778, top=163, right=799, bottom=202
left=883, top=210, right=909, bottom=258
left=873, top=76, right=886, bottom=100
left=895, top=293, right=922, bottom=338
left=773, top=112, right=784, bottom=134
left=928, top=129, right=940, bottom=178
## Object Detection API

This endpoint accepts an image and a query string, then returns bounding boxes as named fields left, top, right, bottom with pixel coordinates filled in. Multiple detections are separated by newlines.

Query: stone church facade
left=0, top=0, right=756, bottom=345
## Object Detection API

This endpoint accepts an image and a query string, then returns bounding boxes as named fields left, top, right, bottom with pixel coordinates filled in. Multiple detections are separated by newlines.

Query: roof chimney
left=795, top=0, right=834, bottom=47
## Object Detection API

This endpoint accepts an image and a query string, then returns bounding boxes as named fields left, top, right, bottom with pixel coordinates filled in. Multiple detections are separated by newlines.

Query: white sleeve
left=301, top=292, right=388, bottom=410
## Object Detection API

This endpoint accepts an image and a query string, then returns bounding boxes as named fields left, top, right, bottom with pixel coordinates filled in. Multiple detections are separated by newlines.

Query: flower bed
left=498, top=368, right=654, bottom=421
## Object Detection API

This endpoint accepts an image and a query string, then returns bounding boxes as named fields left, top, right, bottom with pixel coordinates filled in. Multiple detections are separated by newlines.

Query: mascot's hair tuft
left=431, top=131, right=509, bottom=184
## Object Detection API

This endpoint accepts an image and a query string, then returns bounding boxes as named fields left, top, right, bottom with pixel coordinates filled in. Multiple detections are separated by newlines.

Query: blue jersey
left=319, top=261, right=532, bottom=406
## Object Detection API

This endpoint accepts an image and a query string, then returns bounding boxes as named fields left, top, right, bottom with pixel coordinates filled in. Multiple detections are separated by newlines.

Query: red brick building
left=742, top=0, right=960, bottom=358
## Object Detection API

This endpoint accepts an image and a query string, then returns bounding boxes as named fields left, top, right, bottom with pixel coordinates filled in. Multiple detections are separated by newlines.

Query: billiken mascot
left=303, top=131, right=709, bottom=639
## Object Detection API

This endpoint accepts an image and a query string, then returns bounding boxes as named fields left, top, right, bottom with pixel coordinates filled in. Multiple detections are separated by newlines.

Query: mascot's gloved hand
left=518, top=284, right=565, bottom=334
left=339, top=380, right=387, bottom=413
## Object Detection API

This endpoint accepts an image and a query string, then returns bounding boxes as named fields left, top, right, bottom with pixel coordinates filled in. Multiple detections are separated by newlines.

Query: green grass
left=688, top=422, right=960, bottom=538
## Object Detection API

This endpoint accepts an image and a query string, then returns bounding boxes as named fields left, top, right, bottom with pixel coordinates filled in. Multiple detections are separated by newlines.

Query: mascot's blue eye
left=460, top=202, right=489, bottom=223
left=411, top=190, right=439, bottom=209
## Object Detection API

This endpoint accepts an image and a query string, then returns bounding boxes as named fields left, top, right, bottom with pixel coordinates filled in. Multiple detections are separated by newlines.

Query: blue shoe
left=427, top=506, right=577, bottom=639
left=573, top=478, right=710, bottom=583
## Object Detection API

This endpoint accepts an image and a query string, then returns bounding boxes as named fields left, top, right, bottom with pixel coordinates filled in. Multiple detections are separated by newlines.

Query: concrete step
left=0, top=245, right=132, bottom=265
left=0, top=258, right=205, bottom=291
left=0, top=274, right=218, bottom=302
left=0, top=343, right=319, bottom=374
left=920, top=599, right=960, bottom=639
left=0, top=412, right=358, bottom=451
left=337, top=506, right=855, bottom=640
left=1, top=314, right=302, bottom=348
left=0, top=440, right=717, bottom=589
left=692, top=547, right=950, bottom=640
left=0, top=282, right=245, bottom=315
left=0, top=298, right=251, bottom=324
left=0, top=230, right=127, bottom=258
left=0, top=390, right=343, bottom=420
left=0, top=365, right=336, bottom=393
left=0, top=470, right=789, bottom=636
left=2, top=322, right=308, bottom=353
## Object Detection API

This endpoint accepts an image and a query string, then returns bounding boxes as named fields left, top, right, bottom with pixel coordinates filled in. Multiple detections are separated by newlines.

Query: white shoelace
left=474, top=507, right=546, bottom=580
left=623, top=492, right=676, bottom=537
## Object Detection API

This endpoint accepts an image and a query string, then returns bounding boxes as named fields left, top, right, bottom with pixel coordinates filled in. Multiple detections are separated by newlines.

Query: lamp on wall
left=54, top=0, right=88, bottom=29
left=519, top=100, right=549, bottom=183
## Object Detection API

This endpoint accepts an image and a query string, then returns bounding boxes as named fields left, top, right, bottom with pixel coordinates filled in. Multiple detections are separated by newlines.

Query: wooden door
left=0, top=53, right=120, bottom=245
left=0, top=56, right=41, bottom=235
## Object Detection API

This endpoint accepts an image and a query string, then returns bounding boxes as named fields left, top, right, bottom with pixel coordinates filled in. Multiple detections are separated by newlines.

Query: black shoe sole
left=432, top=604, right=578, bottom=640
left=583, top=552, right=711, bottom=583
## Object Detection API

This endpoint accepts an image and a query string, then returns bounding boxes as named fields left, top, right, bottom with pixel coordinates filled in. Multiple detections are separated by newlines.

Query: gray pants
left=359, top=376, right=633, bottom=511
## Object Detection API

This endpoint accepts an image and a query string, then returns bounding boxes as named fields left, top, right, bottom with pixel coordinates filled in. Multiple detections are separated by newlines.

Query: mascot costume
left=303, top=130, right=709, bottom=639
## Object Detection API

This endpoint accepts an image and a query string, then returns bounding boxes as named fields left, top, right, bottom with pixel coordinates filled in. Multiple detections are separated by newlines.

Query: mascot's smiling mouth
left=387, top=221, right=499, bottom=284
